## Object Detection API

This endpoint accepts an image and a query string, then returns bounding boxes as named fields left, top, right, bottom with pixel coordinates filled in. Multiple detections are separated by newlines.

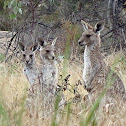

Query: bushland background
left=0, top=0, right=126, bottom=126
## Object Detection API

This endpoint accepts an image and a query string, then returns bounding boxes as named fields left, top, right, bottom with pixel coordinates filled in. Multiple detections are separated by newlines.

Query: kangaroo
left=38, top=38, right=58, bottom=93
left=78, top=20, right=126, bottom=104
left=38, top=38, right=65, bottom=116
left=18, top=42, right=39, bottom=86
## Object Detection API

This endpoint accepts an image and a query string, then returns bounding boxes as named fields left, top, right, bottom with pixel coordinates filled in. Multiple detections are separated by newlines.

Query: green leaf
left=10, top=13, right=16, bottom=19
left=13, top=7, right=18, bottom=14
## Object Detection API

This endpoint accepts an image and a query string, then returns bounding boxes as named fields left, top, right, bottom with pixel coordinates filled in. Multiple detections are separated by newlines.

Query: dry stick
left=101, top=27, right=126, bottom=51
left=122, top=28, right=126, bottom=44
left=40, top=75, right=82, bottom=118
left=4, top=22, right=26, bottom=57
left=33, top=0, right=45, bottom=9
left=4, top=32, right=18, bottom=57
left=59, top=75, right=80, bottom=95
left=4, top=19, right=37, bottom=60
left=4, top=30, right=22, bottom=62
left=101, top=22, right=126, bottom=39
left=29, top=0, right=45, bottom=28
left=5, top=46, right=19, bottom=63
left=101, top=30, right=113, bottom=38
left=24, top=0, right=45, bottom=20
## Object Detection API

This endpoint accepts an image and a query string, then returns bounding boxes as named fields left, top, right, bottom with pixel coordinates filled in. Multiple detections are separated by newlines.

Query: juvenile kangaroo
left=38, top=38, right=58, bottom=92
left=78, top=20, right=126, bottom=103
left=19, top=42, right=39, bottom=86
left=38, top=38, right=64, bottom=115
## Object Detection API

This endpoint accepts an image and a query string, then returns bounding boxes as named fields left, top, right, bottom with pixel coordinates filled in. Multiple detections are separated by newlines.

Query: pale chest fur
left=83, top=45, right=92, bottom=85
left=40, top=62, right=58, bottom=97
left=42, top=62, right=58, bottom=86
left=24, top=66, right=38, bottom=86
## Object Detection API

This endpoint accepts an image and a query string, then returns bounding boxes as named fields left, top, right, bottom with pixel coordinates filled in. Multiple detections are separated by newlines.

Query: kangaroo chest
left=42, top=64, right=57, bottom=85
left=24, top=67, right=37, bottom=86
left=83, top=45, right=92, bottom=83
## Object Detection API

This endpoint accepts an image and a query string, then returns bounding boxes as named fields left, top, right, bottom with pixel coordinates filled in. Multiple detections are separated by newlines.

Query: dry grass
left=0, top=51, right=126, bottom=126
left=105, top=51, right=126, bottom=87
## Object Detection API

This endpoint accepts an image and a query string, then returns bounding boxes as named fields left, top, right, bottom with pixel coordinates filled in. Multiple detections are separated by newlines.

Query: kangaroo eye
left=86, top=34, right=91, bottom=38
left=29, top=54, right=33, bottom=58
left=46, top=50, right=50, bottom=53
left=23, top=54, right=26, bottom=58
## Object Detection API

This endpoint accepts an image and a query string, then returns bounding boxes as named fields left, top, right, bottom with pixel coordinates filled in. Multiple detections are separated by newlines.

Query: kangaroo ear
left=38, top=38, right=47, bottom=47
left=94, top=21, right=105, bottom=33
left=19, top=42, right=25, bottom=51
left=81, top=20, right=93, bottom=31
left=51, top=38, right=57, bottom=46
left=32, top=43, right=38, bottom=52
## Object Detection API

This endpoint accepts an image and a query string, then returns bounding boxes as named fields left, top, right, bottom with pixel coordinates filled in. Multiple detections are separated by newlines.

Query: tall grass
left=61, top=21, right=81, bottom=78
left=0, top=86, right=27, bottom=126
left=0, top=53, right=126, bottom=126
left=0, top=99, right=11, bottom=126
left=0, top=54, right=5, bottom=62
left=0, top=22, right=126, bottom=125
left=51, top=93, right=61, bottom=126
left=80, top=55, right=126, bottom=126
left=0, top=62, right=28, bottom=126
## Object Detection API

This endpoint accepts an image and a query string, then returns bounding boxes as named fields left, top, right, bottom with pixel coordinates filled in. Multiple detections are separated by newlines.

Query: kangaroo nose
left=26, top=60, right=29, bottom=64
left=78, top=40, right=82, bottom=45
left=52, top=56, right=55, bottom=60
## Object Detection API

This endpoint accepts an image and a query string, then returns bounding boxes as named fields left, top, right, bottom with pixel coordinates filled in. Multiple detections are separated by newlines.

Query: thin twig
left=4, top=32, right=18, bottom=57
left=122, top=28, right=126, bottom=44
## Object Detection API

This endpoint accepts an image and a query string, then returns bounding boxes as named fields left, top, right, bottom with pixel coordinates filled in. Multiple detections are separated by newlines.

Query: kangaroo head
left=78, top=20, right=104, bottom=47
left=18, top=42, right=38, bottom=66
left=38, top=38, right=57, bottom=63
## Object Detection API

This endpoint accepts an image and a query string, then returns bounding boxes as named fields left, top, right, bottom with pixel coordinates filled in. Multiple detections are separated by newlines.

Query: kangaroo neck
left=84, top=45, right=102, bottom=66
left=84, top=45, right=91, bottom=65
left=83, top=44, right=103, bottom=89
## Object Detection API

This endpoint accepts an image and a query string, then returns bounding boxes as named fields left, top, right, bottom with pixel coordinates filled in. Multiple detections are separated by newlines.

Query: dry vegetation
left=0, top=0, right=126, bottom=125
left=0, top=51, right=126, bottom=126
